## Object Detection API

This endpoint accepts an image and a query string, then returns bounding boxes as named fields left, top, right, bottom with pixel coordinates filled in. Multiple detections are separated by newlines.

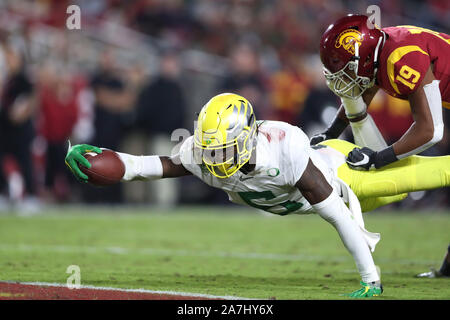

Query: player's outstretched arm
left=347, top=66, right=444, bottom=170
left=118, top=152, right=192, bottom=180
left=295, top=159, right=382, bottom=297
left=65, top=143, right=192, bottom=183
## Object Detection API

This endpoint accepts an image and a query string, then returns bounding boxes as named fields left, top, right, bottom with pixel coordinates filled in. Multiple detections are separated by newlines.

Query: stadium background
left=0, top=0, right=449, bottom=301
left=0, top=0, right=449, bottom=212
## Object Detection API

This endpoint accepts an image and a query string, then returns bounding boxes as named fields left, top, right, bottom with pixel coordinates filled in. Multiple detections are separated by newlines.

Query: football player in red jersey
left=311, top=14, right=450, bottom=278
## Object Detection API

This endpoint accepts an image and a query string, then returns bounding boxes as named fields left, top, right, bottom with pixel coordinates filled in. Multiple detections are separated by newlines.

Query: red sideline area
left=0, top=282, right=219, bottom=300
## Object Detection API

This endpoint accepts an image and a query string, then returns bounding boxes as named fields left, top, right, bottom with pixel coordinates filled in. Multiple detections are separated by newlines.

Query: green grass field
left=0, top=206, right=449, bottom=299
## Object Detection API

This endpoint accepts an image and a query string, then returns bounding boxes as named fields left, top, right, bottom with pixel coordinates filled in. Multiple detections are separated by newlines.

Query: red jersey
left=37, top=77, right=85, bottom=143
left=376, top=26, right=450, bottom=109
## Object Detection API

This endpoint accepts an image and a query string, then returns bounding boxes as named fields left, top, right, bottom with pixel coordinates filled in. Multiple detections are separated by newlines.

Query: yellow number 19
left=396, top=65, right=421, bottom=90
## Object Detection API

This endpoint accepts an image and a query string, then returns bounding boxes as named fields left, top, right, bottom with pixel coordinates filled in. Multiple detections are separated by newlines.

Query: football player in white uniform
left=66, top=93, right=450, bottom=297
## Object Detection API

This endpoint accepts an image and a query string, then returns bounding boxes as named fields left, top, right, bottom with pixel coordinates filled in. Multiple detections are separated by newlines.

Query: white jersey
left=179, top=120, right=346, bottom=215
left=120, top=119, right=381, bottom=280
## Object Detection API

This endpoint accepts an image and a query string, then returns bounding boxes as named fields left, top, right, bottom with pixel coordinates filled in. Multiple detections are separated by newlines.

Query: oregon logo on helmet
left=194, top=93, right=257, bottom=179
left=335, top=29, right=363, bottom=55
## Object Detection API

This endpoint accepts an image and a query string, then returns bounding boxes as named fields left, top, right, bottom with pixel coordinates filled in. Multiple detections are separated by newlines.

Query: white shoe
left=416, top=268, right=448, bottom=278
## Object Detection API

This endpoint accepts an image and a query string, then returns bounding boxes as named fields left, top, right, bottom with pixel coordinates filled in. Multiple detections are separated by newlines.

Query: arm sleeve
left=116, top=153, right=163, bottom=181
left=312, top=190, right=380, bottom=283
left=396, top=79, right=444, bottom=159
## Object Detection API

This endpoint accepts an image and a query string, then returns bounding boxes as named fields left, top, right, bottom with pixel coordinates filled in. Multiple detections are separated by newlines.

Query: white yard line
left=0, top=243, right=438, bottom=265
left=0, top=281, right=251, bottom=300
left=0, top=243, right=347, bottom=262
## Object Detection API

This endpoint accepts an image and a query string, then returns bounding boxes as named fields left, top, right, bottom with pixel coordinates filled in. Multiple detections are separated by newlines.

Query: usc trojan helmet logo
left=335, top=29, right=363, bottom=55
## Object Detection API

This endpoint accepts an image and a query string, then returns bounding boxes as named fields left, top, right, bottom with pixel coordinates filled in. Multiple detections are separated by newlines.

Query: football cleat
left=343, top=281, right=383, bottom=298
left=416, top=268, right=449, bottom=279
left=194, top=93, right=257, bottom=178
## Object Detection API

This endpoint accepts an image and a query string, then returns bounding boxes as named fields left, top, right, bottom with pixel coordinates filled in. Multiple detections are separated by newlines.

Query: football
left=80, top=149, right=125, bottom=186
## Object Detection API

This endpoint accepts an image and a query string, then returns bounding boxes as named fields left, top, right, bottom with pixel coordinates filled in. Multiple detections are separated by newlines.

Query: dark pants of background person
left=0, top=119, right=35, bottom=196
left=80, top=107, right=126, bottom=204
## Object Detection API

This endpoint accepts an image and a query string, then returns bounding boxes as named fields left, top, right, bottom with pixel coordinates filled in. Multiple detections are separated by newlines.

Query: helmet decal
left=335, top=29, right=363, bottom=55
left=226, top=102, right=241, bottom=131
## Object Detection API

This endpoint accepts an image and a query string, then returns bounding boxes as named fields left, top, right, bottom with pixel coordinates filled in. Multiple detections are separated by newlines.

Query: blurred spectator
left=130, top=0, right=199, bottom=44
left=0, top=42, right=36, bottom=204
left=35, top=61, right=86, bottom=202
left=298, top=56, right=342, bottom=137
left=136, top=50, right=186, bottom=137
left=136, top=50, right=187, bottom=206
left=90, top=49, right=136, bottom=150
left=269, top=54, right=311, bottom=124
left=83, top=49, right=137, bottom=204
left=217, top=43, right=269, bottom=119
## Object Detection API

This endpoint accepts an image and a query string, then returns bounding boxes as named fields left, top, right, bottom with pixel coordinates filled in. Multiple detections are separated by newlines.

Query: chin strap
left=354, top=30, right=386, bottom=88
left=372, top=31, right=386, bottom=81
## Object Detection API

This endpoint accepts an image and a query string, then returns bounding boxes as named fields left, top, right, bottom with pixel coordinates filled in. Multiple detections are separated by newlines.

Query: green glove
left=344, top=281, right=383, bottom=298
left=65, top=142, right=102, bottom=182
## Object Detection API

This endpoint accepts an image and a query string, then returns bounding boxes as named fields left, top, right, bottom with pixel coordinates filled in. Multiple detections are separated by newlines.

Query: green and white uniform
left=180, top=120, right=334, bottom=215
left=179, top=120, right=382, bottom=283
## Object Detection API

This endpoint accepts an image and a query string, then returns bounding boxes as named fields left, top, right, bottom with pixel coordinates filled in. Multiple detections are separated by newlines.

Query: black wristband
left=374, top=146, right=398, bottom=168
left=325, top=115, right=349, bottom=139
